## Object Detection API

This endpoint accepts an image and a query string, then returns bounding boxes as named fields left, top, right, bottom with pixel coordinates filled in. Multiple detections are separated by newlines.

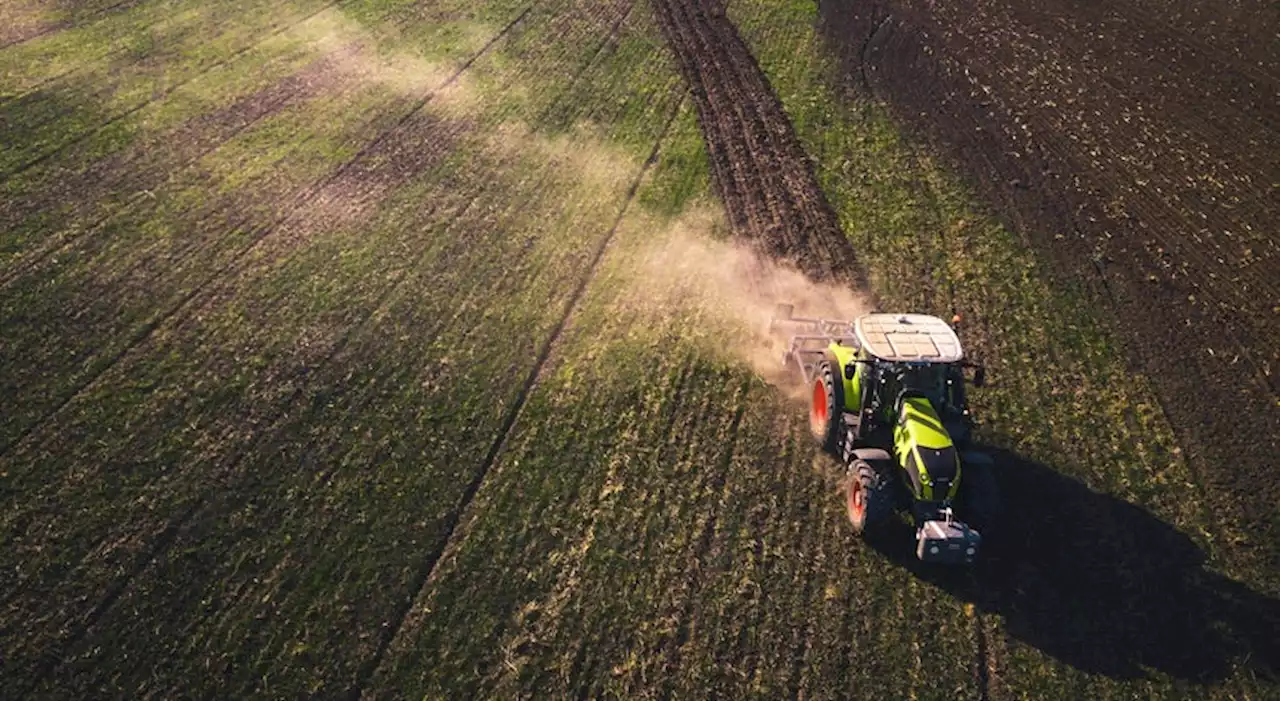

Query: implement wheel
left=846, top=460, right=888, bottom=535
left=809, top=360, right=844, bottom=456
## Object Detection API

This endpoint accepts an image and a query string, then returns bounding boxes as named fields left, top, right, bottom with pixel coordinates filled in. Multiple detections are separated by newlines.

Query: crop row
left=3, top=0, right=685, bottom=695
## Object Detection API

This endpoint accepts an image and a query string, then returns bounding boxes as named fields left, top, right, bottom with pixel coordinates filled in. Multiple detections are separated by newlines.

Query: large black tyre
left=845, top=459, right=890, bottom=535
left=960, top=461, right=1001, bottom=533
left=809, top=359, right=844, bottom=456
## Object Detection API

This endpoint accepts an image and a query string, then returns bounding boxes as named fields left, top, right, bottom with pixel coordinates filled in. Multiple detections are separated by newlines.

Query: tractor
left=771, top=307, right=997, bottom=564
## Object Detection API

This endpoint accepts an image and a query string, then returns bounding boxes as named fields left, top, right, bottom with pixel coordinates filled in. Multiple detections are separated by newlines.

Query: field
left=815, top=0, right=1280, bottom=591
left=1, top=0, right=1276, bottom=698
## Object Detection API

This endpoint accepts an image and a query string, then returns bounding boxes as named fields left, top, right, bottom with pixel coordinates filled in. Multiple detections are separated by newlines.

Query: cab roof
left=855, top=313, right=964, bottom=363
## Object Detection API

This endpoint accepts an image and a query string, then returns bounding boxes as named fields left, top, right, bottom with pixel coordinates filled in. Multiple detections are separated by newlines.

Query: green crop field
left=2, top=0, right=1275, bottom=698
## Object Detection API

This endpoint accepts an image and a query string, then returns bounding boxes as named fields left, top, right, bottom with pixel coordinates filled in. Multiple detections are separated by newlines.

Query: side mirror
left=973, top=366, right=986, bottom=388
left=844, top=362, right=856, bottom=380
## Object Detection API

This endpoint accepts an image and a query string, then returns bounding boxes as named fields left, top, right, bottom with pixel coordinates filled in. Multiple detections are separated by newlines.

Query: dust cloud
left=284, top=7, right=870, bottom=400
left=285, top=9, right=479, bottom=112
left=485, top=121, right=636, bottom=197
left=629, top=208, right=871, bottom=394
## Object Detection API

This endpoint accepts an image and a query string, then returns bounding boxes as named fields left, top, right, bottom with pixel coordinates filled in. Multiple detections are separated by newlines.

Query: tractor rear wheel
left=845, top=459, right=889, bottom=535
left=809, top=360, right=844, bottom=456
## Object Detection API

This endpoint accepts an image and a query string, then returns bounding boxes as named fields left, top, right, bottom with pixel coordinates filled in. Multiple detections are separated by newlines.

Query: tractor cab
left=850, top=314, right=976, bottom=444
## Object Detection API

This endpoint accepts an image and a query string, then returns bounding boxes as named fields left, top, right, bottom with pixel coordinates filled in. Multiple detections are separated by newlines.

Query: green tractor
left=771, top=307, right=997, bottom=564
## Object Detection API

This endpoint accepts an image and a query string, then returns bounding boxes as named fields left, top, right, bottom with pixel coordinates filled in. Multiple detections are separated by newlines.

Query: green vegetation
left=1, top=0, right=1271, bottom=698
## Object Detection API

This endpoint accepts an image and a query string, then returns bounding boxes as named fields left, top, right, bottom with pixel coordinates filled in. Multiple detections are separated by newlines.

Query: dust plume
left=283, top=8, right=479, bottom=112
left=0, top=0, right=51, bottom=46
left=629, top=208, right=871, bottom=394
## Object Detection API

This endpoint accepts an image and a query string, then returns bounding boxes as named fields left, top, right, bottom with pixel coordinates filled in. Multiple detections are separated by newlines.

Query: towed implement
left=771, top=307, right=997, bottom=564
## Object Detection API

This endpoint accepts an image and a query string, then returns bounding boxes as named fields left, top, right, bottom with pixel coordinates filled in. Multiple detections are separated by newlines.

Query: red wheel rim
left=810, top=379, right=827, bottom=436
left=847, top=479, right=866, bottom=525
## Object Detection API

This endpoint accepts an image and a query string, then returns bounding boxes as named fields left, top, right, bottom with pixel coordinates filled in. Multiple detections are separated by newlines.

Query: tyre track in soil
left=645, top=2, right=861, bottom=693
left=688, top=421, right=784, bottom=695
left=64, top=0, right=614, bottom=300
left=688, top=412, right=809, bottom=697
left=22, top=170, right=522, bottom=696
left=655, top=390, right=749, bottom=701
left=735, top=448, right=786, bottom=691
left=72, top=27, right=660, bottom=690
left=613, top=375, right=729, bottom=687
left=0, top=0, right=353, bottom=182
left=252, top=0, right=643, bottom=512
left=16, top=0, right=618, bottom=283
left=493, top=332, right=688, bottom=697
left=0, top=2, right=541, bottom=462
left=4, top=102, right=479, bottom=698
left=820, top=0, right=1280, bottom=594
left=1, top=0, right=279, bottom=102
left=354, top=93, right=686, bottom=701
left=0, top=0, right=394, bottom=112
left=17, top=2, right=660, bottom=691
left=529, top=0, right=638, bottom=128
left=649, top=0, right=868, bottom=291
left=407, top=9, right=672, bottom=692
left=784, top=489, right=822, bottom=699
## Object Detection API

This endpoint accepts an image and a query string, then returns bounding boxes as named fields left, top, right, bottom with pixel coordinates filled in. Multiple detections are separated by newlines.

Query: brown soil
left=816, top=0, right=1280, bottom=587
left=649, top=0, right=868, bottom=290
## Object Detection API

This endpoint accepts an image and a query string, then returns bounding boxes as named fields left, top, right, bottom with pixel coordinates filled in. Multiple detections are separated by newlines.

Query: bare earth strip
left=649, top=0, right=865, bottom=289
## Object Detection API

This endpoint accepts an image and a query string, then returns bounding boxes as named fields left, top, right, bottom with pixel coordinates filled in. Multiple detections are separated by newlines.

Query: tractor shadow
left=864, top=444, right=1280, bottom=683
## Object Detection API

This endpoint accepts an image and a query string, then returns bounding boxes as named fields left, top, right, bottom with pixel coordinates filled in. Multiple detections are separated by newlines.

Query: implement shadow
left=864, top=444, right=1280, bottom=683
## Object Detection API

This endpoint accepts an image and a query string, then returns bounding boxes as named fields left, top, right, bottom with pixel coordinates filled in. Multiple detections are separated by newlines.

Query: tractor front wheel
left=809, top=360, right=844, bottom=456
left=845, top=460, right=888, bottom=535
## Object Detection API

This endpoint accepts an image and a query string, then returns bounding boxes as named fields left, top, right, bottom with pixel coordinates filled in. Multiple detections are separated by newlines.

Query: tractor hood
left=894, top=395, right=961, bottom=501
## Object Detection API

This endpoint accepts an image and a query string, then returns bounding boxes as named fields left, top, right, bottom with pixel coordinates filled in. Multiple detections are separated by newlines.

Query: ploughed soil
left=650, top=0, right=868, bottom=290
left=817, top=0, right=1280, bottom=584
